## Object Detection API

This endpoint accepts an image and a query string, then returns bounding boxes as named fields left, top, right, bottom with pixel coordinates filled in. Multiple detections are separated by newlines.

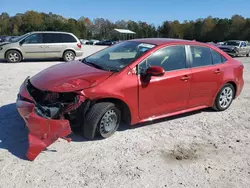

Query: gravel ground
left=0, top=46, right=249, bottom=188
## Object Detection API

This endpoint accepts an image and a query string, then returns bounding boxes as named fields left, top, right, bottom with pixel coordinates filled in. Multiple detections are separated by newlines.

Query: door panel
left=42, top=33, right=64, bottom=58
left=188, top=65, right=224, bottom=108
left=241, top=43, right=247, bottom=55
left=138, top=69, right=192, bottom=119
left=21, top=33, right=45, bottom=59
left=21, top=44, right=45, bottom=59
left=44, top=43, right=63, bottom=58
left=188, top=45, right=225, bottom=108
left=138, top=45, right=191, bottom=119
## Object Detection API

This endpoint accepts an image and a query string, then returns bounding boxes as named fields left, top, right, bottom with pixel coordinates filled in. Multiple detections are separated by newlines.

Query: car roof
left=130, top=38, right=201, bottom=46
left=29, top=31, right=74, bottom=35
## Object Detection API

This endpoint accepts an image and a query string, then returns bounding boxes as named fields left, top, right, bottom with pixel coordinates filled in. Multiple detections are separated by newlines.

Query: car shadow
left=0, top=58, right=72, bottom=63
left=0, top=103, right=29, bottom=160
left=71, top=107, right=215, bottom=142
left=118, top=107, right=214, bottom=132
left=0, top=102, right=214, bottom=159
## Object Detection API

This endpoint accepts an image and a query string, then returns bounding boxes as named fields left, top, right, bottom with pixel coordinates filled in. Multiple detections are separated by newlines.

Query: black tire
left=5, top=50, right=22, bottom=63
left=63, top=50, right=75, bottom=62
left=246, top=52, right=249, bottom=57
left=212, top=83, right=235, bottom=111
left=83, top=102, right=121, bottom=139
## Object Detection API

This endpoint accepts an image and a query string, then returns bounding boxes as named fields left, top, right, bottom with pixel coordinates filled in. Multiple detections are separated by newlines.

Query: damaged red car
left=16, top=38, right=244, bottom=160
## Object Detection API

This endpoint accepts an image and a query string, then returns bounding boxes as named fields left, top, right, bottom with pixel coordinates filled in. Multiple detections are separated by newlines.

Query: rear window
left=43, top=33, right=77, bottom=43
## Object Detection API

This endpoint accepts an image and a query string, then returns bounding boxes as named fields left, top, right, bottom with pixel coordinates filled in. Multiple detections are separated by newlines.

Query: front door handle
left=214, top=69, right=221, bottom=74
left=180, top=75, right=191, bottom=81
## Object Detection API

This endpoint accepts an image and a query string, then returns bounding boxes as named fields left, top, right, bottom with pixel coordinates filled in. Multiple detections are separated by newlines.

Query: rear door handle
left=180, top=75, right=191, bottom=81
left=214, top=69, right=221, bottom=74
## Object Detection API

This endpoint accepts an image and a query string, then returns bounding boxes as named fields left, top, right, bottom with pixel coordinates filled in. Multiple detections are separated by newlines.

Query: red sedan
left=16, top=38, right=244, bottom=160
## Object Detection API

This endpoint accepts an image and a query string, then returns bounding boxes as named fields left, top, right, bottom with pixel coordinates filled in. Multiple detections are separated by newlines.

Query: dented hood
left=30, top=61, right=113, bottom=92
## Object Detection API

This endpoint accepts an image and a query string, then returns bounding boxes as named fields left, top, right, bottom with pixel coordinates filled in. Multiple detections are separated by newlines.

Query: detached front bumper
left=16, top=78, right=74, bottom=161
left=16, top=100, right=72, bottom=160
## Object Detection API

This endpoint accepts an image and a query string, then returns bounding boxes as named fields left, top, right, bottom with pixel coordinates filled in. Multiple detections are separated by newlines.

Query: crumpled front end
left=16, top=77, right=86, bottom=161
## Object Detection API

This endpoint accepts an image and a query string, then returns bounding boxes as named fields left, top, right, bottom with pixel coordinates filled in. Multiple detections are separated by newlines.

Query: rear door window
left=190, top=46, right=213, bottom=68
left=43, top=33, right=61, bottom=43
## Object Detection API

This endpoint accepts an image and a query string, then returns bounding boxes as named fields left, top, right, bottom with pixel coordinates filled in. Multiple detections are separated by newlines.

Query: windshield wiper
left=82, top=59, right=105, bottom=70
left=82, top=58, right=120, bottom=72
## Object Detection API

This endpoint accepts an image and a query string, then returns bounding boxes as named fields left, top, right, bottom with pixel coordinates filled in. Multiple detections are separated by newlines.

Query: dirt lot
left=0, top=46, right=250, bottom=188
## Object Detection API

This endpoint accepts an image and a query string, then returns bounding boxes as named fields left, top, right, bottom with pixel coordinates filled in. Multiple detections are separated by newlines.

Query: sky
left=1, top=0, right=250, bottom=26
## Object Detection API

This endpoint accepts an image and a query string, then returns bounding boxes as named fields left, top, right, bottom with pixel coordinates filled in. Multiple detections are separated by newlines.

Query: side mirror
left=145, top=66, right=165, bottom=77
left=19, top=40, right=24, bottom=46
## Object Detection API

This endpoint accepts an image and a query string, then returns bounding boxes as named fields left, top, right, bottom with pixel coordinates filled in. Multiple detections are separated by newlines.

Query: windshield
left=10, top=33, right=30, bottom=42
left=83, top=41, right=156, bottom=72
left=225, top=41, right=240, bottom=46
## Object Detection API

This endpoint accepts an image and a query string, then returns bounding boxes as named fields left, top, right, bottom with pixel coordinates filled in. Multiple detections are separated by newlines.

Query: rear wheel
left=63, top=50, right=75, bottom=62
left=6, top=50, right=22, bottom=63
left=84, top=102, right=121, bottom=139
left=246, top=52, right=249, bottom=57
left=212, top=83, right=235, bottom=111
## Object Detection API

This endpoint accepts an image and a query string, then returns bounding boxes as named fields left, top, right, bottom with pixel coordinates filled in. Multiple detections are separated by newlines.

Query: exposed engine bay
left=16, top=78, right=94, bottom=160
left=25, top=78, right=89, bottom=129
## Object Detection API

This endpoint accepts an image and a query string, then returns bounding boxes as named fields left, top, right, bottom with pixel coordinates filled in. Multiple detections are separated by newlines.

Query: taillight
left=77, top=43, right=82, bottom=49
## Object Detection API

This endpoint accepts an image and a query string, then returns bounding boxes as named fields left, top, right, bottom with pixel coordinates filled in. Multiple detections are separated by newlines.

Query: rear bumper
left=236, top=78, right=244, bottom=98
left=75, top=50, right=83, bottom=57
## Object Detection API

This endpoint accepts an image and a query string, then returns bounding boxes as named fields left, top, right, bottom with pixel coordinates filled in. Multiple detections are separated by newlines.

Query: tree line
left=0, top=11, right=250, bottom=42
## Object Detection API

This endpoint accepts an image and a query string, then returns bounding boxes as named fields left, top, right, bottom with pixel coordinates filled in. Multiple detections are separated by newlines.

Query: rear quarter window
left=60, top=34, right=77, bottom=43
left=211, top=49, right=227, bottom=65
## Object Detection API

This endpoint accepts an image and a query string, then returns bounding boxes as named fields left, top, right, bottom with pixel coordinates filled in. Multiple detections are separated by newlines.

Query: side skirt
left=135, top=105, right=209, bottom=124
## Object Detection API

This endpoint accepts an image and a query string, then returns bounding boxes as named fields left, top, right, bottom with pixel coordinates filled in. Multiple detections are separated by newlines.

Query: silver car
left=0, top=31, right=83, bottom=63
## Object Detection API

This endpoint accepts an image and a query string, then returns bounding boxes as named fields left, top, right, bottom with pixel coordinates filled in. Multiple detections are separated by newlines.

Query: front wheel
left=246, top=52, right=250, bottom=57
left=212, top=83, right=235, bottom=111
left=84, top=102, right=121, bottom=139
left=6, top=50, right=22, bottom=63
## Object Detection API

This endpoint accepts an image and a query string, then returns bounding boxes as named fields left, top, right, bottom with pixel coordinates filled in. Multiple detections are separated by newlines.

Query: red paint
left=16, top=39, right=244, bottom=160
left=138, top=68, right=192, bottom=119
left=30, top=61, right=112, bottom=92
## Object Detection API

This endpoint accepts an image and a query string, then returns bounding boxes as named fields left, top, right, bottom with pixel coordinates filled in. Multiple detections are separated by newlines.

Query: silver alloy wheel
left=219, top=87, right=233, bottom=108
left=65, top=52, right=74, bottom=61
left=8, top=52, right=19, bottom=62
left=99, top=109, right=118, bottom=136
